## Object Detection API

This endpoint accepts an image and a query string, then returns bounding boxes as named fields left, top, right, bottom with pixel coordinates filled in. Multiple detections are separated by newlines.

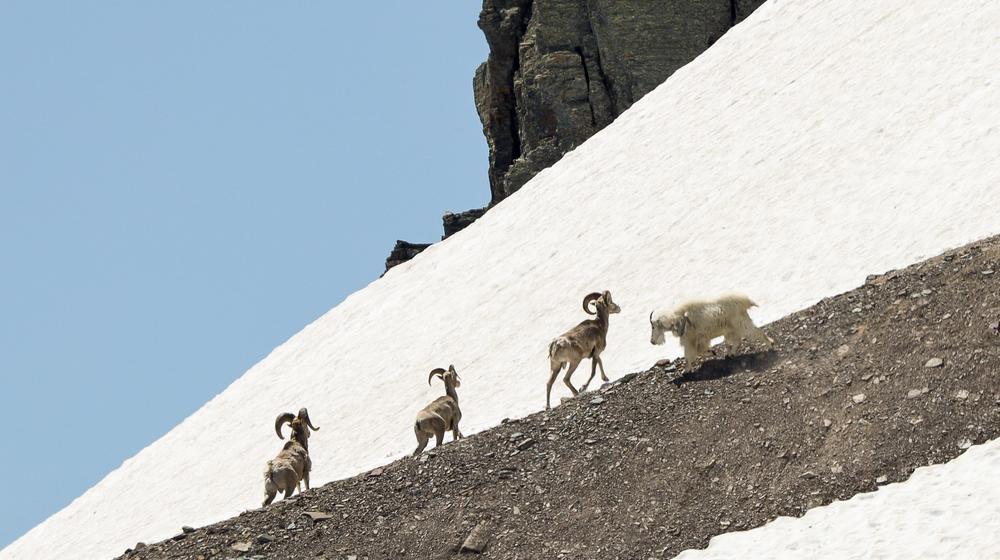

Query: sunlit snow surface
left=673, top=440, right=1000, bottom=559
left=5, top=0, right=1000, bottom=557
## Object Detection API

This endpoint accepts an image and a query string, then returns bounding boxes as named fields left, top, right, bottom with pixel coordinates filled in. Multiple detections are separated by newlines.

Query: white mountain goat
left=413, top=365, right=463, bottom=456
left=650, top=294, right=773, bottom=371
left=263, top=408, right=319, bottom=506
left=546, top=291, right=621, bottom=409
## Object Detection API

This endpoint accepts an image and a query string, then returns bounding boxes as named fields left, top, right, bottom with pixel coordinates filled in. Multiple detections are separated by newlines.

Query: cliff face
left=475, top=0, right=766, bottom=203
left=385, top=0, right=767, bottom=271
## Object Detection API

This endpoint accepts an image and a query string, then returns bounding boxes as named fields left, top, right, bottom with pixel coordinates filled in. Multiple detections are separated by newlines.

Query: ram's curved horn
left=428, top=367, right=447, bottom=385
left=582, top=292, right=603, bottom=315
left=298, top=408, right=319, bottom=431
left=274, top=412, right=295, bottom=439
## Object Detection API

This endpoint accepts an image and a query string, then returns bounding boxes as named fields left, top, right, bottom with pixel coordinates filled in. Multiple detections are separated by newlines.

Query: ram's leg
left=263, top=481, right=278, bottom=506
left=563, top=360, right=581, bottom=395
left=582, top=354, right=609, bottom=391
left=452, top=416, right=463, bottom=440
left=434, top=428, right=445, bottom=448
left=284, top=484, right=296, bottom=499
left=546, top=362, right=562, bottom=410
left=303, top=471, right=310, bottom=491
left=413, top=429, right=430, bottom=456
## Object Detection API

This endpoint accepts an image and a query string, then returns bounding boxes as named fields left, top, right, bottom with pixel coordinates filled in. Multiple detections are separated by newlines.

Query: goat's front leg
left=750, top=325, right=775, bottom=349
left=723, top=332, right=741, bottom=357
left=683, top=343, right=699, bottom=372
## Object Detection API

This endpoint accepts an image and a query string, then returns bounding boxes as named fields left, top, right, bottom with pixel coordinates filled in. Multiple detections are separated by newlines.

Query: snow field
left=673, top=439, right=1000, bottom=559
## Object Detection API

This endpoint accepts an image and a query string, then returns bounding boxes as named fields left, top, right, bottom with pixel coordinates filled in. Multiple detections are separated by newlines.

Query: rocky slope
left=121, top=235, right=999, bottom=559
left=386, top=0, right=768, bottom=271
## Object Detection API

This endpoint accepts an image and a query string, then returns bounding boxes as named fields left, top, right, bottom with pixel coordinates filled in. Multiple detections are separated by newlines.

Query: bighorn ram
left=649, top=294, right=773, bottom=372
left=546, top=291, right=621, bottom=409
left=413, top=365, right=464, bottom=456
left=263, top=407, right=319, bottom=506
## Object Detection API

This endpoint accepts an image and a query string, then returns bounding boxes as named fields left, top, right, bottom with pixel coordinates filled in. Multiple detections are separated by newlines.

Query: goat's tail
left=264, top=460, right=275, bottom=481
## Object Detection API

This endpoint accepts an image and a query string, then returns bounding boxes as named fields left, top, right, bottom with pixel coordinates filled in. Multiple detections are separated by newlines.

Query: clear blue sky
left=0, top=2, right=488, bottom=549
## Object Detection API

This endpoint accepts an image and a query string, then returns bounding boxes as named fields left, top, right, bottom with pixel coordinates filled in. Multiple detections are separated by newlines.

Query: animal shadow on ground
left=670, top=350, right=778, bottom=385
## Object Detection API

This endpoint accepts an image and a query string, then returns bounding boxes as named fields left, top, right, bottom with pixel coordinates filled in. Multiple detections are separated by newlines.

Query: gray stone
left=461, top=521, right=491, bottom=553
left=924, top=357, right=944, bottom=368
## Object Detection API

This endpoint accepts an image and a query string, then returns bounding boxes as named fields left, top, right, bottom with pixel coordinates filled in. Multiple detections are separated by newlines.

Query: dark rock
left=384, top=240, right=433, bottom=273
left=181, top=526, right=195, bottom=534
left=443, top=208, right=488, bottom=238
left=475, top=0, right=768, bottom=203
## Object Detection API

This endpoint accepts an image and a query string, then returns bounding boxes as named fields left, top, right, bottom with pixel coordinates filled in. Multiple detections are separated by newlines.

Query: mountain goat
left=413, top=365, right=464, bottom=456
left=263, top=408, right=319, bottom=506
left=650, top=294, right=773, bottom=372
left=546, top=291, right=621, bottom=409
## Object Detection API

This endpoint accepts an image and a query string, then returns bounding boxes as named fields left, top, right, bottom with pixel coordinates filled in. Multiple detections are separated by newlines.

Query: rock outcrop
left=383, top=241, right=433, bottom=273
left=385, top=0, right=767, bottom=271
left=475, top=0, right=767, bottom=202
